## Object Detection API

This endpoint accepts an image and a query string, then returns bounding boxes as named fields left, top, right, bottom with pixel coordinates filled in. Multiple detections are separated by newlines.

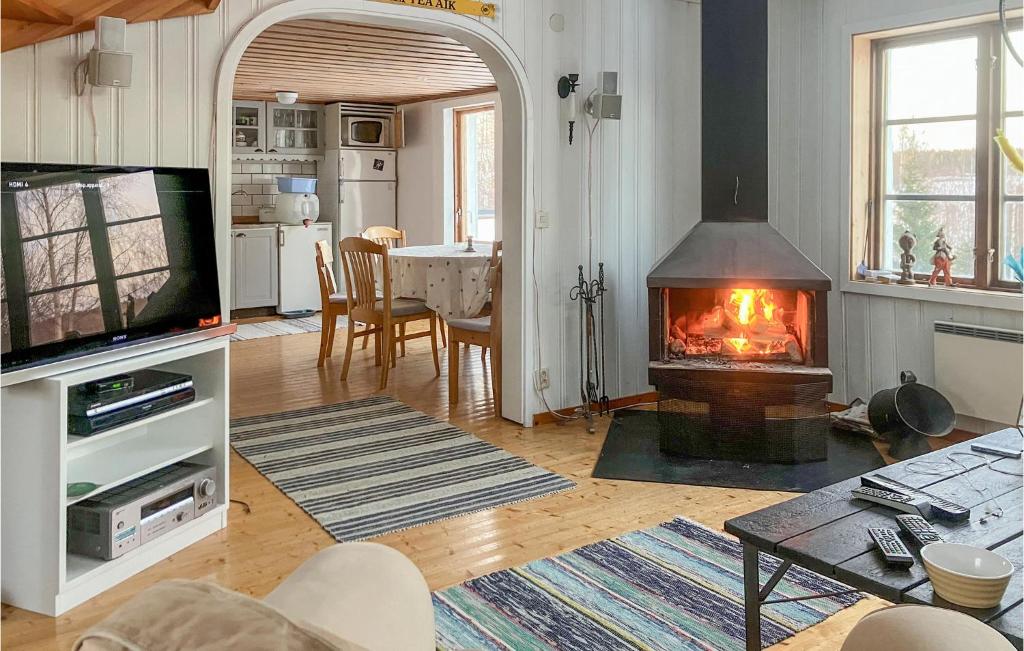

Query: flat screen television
left=1, top=163, right=222, bottom=372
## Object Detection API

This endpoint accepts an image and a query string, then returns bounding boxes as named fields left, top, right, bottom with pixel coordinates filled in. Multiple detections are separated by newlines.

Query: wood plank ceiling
left=233, top=20, right=497, bottom=106
left=1, top=0, right=221, bottom=52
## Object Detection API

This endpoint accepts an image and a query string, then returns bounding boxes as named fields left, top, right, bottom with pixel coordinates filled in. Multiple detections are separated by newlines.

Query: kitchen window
left=453, top=104, right=497, bottom=242
left=867, top=21, right=1022, bottom=290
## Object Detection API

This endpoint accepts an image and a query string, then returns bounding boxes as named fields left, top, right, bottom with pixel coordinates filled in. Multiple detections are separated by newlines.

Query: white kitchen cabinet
left=232, top=226, right=278, bottom=309
left=232, top=100, right=266, bottom=154
left=267, top=102, right=323, bottom=156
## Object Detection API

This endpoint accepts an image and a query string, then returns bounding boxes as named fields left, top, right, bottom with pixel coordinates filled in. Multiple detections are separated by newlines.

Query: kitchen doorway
left=214, top=1, right=535, bottom=424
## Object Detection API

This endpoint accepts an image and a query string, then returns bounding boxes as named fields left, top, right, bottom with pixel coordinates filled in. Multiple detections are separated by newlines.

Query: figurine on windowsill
left=928, top=227, right=956, bottom=287
left=898, top=230, right=917, bottom=285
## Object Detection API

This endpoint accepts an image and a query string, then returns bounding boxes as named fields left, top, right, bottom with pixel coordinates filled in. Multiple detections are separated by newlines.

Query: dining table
left=387, top=242, right=494, bottom=320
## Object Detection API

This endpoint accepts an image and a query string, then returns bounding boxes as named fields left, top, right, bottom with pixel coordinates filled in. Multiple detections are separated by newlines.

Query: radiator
left=933, top=321, right=1023, bottom=425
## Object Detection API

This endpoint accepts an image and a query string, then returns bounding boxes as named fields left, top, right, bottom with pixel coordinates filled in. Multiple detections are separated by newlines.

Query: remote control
left=861, top=475, right=970, bottom=522
left=869, top=527, right=915, bottom=568
left=852, top=486, right=931, bottom=517
left=970, top=442, right=1022, bottom=459
left=895, top=514, right=943, bottom=546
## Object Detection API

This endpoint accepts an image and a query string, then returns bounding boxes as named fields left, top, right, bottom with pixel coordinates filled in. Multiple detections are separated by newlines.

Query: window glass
left=884, top=122, right=976, bottom=195
left=885, top=200, right=976, bottom=277
left=15, top=184, right=87, bottom=237
left=107, top=219, right=169, bottom=276
left=98, top=171, right=161, bottom=223
left=886, top=37, right=977, bottom=120
left=21, top=232, right=96, bottom=293
left=27, top=284, right=103, bottom=345
left=458, top=107, right=496, bottom=242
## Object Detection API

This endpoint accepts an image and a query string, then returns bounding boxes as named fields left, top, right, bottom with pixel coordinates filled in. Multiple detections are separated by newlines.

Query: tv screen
left=1, top=163, right=222, bottom=372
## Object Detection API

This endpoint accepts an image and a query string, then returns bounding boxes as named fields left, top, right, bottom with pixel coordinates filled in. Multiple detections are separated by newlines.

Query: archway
left=213, top=0, right=534, bottom=423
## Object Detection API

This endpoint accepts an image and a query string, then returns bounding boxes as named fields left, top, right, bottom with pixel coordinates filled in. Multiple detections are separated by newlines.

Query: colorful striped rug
left=433, top=516, right=861, bottom=650
left=230, top=396, right=576, bottom=542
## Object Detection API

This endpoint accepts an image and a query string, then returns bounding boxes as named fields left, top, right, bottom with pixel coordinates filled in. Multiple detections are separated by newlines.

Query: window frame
left=452, top=103, right=496, bottom=243
left=868, top=19, right=1022, bottom=291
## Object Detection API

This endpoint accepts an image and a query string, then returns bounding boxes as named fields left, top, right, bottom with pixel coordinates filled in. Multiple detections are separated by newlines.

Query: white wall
left=773, top=0, right=1023, bottom=410
left=396, top=91, right=500, bottom=246
left=1, top=0, right=698, bottom=418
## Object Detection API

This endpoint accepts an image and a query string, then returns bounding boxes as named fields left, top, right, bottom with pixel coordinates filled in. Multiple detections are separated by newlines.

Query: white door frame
left=214, top=0, right=536, bottom=424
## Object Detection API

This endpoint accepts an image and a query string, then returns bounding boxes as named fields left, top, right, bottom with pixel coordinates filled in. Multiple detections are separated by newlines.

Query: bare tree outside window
left=14, top=185, right=103, bottom=344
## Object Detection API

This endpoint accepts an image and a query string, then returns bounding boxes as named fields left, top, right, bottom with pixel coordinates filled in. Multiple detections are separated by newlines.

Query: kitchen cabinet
left=267, top=102, right=323, bottom=155
left=232, top=226, right=278, bottom=309
left=232, top=100, right=266, bottom=154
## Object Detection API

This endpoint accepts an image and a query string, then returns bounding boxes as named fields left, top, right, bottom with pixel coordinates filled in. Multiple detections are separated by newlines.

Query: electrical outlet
left=536, top=210, right=550, bottom=229
left=534, top=368, right=551, bottom=390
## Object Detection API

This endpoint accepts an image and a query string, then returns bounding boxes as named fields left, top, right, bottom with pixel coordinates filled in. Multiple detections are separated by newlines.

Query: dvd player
left=68, top=370, right=195, bottom=436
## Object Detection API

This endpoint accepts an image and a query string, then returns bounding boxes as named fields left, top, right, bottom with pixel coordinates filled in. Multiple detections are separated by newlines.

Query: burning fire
left=729, top=289, right=776, bottom=326
left=666, top=287, right=804, bottom=362
left=722, top=289, right=784, bottom=354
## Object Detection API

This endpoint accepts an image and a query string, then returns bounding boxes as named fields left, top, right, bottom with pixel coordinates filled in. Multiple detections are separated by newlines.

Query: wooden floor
left=1, top=325, right=889, bottom=650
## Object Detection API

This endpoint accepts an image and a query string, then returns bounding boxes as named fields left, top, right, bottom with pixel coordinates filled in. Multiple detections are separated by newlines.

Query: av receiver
left=67, top=462, right=217, bottom=561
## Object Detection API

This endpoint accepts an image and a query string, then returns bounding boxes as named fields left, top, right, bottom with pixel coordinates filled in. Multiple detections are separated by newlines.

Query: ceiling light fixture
left=276, top=90, right=298, bottom=104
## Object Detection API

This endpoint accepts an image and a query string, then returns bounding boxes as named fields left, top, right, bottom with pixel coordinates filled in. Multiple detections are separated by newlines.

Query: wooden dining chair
left=361, top=226, right=407, bottom=249
left=363, top=226, right=448, bottom=351
left=337, top=237, right=441, bottom=389
left=447, top=257, right=502, bottom=417
left=314, top=240, right=349, bottom=367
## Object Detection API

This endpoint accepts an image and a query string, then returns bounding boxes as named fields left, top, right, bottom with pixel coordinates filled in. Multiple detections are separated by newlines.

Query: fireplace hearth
left=647, top=0, right=832, bottom=464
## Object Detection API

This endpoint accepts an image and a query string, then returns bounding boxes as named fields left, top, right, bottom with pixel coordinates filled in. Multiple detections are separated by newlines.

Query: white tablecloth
left=388, top=243, right=493, bottom=320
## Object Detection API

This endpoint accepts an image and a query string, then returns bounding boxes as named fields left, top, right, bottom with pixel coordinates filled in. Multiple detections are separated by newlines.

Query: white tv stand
left=1, top=325, right=234, bottom=616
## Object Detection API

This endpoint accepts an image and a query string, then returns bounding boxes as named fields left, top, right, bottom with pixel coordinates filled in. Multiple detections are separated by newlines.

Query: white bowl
left=921, top=543, right=1014, bottom=609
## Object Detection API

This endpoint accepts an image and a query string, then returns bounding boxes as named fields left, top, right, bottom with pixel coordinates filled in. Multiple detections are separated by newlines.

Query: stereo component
left=67, top=462, right=217, bottom=561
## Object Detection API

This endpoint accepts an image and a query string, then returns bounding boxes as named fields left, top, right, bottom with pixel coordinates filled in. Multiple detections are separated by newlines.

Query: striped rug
left=230, top=396, right=576, bottom=542
left=433, top=516, right=861, bottom=650
left=231, top=316, right=337, bottom=342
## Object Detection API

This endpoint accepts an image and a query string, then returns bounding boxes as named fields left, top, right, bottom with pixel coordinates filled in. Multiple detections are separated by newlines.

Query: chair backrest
left=488, top=257, right=502, bottom=346
left=490, top=240, right=502, bottom=268
left=314, top=240, right=336, bottom=308
left=338, top=236, right=391, bottom=321
left=362, top=226, right=407, bottom=250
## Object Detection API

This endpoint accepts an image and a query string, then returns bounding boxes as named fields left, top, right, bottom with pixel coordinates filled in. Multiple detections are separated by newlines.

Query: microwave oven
left=340, top=116, right=391, bottom=148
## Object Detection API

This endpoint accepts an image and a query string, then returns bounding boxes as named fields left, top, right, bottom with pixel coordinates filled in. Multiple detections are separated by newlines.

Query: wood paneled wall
left=3, top=0, right=1015, bottom=415
left=771, top=0, right=1022, bottom=407
left=0, top=0, right=698, bottom=416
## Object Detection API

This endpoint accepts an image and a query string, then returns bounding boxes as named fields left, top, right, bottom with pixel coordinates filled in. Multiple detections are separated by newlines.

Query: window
left=454, top=105, right=496, bottom=242
left=869, top=21, right=1022, bottom=289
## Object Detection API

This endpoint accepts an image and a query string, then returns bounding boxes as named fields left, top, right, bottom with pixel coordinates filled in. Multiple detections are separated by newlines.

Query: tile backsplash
left=231, top=160, right=318, bottom=222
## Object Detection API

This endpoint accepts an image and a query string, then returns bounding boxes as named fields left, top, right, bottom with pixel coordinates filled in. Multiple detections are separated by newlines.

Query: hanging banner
left=371, top=0, right=496, bottom=19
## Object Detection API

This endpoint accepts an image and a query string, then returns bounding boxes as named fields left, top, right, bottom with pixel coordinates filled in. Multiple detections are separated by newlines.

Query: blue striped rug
left=434, top=516, right=861, bottom=650
left=230, top=396, right=576, bottom=542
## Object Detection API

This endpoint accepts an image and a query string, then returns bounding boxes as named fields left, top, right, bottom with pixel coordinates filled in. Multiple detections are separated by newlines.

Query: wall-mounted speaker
left=95, top=16, right=127, bottom=52
left=88, top=16, right=132, bottom=88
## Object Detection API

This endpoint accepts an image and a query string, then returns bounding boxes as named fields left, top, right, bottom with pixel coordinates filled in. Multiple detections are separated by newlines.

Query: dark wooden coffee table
left=725, top=428, right=1023, bottom=650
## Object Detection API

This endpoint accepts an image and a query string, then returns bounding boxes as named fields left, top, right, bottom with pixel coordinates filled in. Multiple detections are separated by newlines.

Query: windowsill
left=841, top=279, right=1023, bottom=311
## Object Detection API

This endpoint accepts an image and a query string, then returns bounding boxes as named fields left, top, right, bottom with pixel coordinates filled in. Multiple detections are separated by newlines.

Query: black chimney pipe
left=701, top=0, right=769, bottom=223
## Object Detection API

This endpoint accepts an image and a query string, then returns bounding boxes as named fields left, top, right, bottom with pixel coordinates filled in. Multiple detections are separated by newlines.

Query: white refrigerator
left=277, top=221, right=332, bottom=314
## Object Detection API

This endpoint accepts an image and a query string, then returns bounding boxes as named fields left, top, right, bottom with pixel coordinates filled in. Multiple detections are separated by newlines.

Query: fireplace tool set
left=570, top=263, right=609, bottom=433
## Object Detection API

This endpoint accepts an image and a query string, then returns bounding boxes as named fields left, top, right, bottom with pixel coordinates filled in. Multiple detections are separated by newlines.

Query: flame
left=729, top=289, right=777, bottom=326
left=725, top=337, right=750, bottom=353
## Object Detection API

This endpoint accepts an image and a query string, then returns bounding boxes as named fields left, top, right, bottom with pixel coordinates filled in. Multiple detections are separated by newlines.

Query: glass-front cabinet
left=267, top=102, right=322, bottom=155
left=232, top=100, right=266, bottom=154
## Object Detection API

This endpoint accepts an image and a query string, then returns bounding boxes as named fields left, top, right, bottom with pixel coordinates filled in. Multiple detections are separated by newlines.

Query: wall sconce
left=557, top=73, right=580, bottom=145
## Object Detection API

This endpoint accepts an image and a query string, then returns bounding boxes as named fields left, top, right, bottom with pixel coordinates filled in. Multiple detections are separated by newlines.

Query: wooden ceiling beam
left=1, top=0, right=218, bottom=52
left=1, top=0, right=73, bottom=25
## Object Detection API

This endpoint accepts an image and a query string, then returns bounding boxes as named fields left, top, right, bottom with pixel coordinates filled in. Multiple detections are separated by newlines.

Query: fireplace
left=647, top=0, right=832, bottom=464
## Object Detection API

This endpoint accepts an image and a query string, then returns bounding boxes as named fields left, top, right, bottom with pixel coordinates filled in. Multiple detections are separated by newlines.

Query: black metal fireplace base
left=656, top=375, right=831, bottom=464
